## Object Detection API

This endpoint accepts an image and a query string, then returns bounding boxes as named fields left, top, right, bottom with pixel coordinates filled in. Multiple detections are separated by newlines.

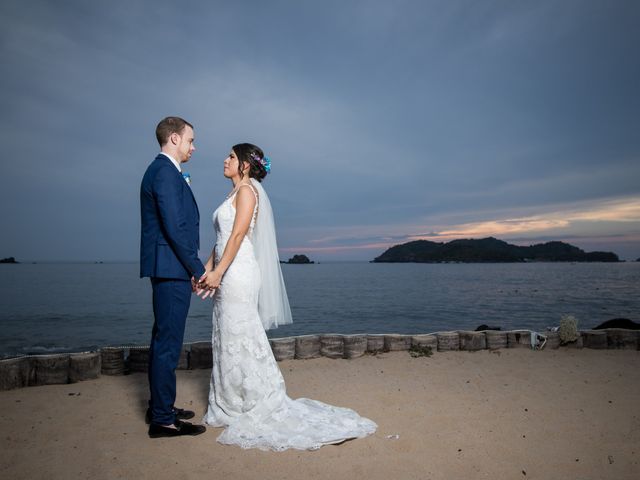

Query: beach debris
left=559, top=315, right=579, bottom=344
left=530, top=331, right=547, bottom=350
left=522, top=470, right=526, bottom=476
left=608, top=455, right=614, bottom=464
left=385, top=434, right=400, bottom=440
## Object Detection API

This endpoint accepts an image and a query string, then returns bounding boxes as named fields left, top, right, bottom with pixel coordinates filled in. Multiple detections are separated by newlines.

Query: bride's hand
left=197, top=270, right=222, bottom=299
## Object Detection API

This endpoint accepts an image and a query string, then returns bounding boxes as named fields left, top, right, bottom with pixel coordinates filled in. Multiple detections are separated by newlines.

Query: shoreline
left=1, top=349, right=638, bottom=479
left=2, top=329, right=639, bottom=391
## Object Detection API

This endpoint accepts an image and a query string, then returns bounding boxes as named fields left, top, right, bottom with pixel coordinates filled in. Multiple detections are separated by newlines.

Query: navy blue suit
left=140, top=153, right=205, bottom=425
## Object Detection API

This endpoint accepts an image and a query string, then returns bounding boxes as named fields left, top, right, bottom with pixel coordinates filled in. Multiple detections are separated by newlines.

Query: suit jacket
left=140, top=154, right=205, bottom=280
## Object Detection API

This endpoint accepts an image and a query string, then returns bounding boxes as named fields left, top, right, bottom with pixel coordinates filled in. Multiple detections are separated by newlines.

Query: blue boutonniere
left=182, top=172, right=191, bottom=185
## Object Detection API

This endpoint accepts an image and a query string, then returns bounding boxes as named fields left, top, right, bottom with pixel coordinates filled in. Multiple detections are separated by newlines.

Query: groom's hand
left=197, top=270, right=221, bottom=299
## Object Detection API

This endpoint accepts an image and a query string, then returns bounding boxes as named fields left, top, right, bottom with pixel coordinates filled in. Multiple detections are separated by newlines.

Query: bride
left=196, top=143, right=376, bottom=451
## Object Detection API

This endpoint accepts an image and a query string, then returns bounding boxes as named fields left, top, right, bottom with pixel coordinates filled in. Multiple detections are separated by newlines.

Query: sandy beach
left=1, top=348, right=638, bottom=479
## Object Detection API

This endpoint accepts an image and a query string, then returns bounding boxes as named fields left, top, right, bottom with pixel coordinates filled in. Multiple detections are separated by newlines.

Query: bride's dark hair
left=233, top=143, right=267, bottom=182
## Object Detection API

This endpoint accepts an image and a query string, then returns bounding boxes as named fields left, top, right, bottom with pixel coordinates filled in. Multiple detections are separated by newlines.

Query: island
left=372, top=237, right=619, bottom=263
left=283, top=254, right=315, bottom=264
left=0, top=257, right=19, bottom=264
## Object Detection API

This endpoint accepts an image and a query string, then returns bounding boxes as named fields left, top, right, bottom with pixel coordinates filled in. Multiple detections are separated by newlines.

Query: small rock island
left=0, top=257, right=19, bottom=264
left=373, top=237, right=619, bottom=263
left=283, top=254, right=315, bottom=264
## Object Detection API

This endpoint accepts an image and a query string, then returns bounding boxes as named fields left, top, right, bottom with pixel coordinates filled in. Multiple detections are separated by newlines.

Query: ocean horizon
left=1, top=261, right=639, bottom=358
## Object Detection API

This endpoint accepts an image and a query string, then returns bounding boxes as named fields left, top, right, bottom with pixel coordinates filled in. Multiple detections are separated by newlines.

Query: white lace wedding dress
left=203, top=185, right=377, bottom=451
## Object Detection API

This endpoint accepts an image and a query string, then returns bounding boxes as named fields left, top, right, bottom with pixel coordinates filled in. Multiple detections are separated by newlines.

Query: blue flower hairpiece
left=250, top=152, right=271, bottom=174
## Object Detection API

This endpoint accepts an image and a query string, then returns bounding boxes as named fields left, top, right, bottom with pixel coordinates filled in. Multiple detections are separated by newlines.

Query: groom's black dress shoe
left=145, top=407, right=195, bottom=424
left=148, top=420, right=206, bottom=438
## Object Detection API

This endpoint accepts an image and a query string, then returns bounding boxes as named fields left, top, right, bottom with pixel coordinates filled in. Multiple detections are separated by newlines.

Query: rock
left=411, top=334, right=437, bottom=350
left=507, top=330, right=531, bottom=348
left=343, top=335, right=368, bottom=358
left=270, top=337, right=295, bottom=361
left=101, top=348, right=125, bottom=375
left=32, top=354, right=70, bottom=385
left=436, top=332, right=460, bottom=351
left=295, top=335, right=321, bottom=359
left=285, top=254, right=315, bottom=264
left=69, top=352, right=101, bottom=382
left=582, top=330, right=608, bottom=349
left=384, top=334, right=412, bottom=351
left=593, top=318, right=640, bottom=330
left=177, top=347, right=189, bottom=370
left=366, top=335, right=385, bottom=353
left=605, top=329, right=638, bottom=349
left=189, top=342, right=213, bottom=369
left=128, top=347, right=150, bottom=372
left=0, top=357, right=32, bottom=390
left=545, top=331, right=560, bottom=349
left=485, top=331, right=508, bottom=350
left=475, top=324, right=501, bottom=331
left=320, top=335, right=344, bottom=358
left=458, top=331, right=486, bottom=351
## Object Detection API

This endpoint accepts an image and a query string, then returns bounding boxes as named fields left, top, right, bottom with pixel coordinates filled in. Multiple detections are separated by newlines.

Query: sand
left=1, top=348, right=639, bottom=480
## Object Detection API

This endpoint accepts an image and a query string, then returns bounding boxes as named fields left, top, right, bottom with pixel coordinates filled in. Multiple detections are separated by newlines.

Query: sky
left=0, top=0, right=639, bottom=262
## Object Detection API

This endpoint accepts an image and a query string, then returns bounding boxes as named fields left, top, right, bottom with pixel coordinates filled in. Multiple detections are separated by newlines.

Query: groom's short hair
left=156, top=117, right=194, bottom=146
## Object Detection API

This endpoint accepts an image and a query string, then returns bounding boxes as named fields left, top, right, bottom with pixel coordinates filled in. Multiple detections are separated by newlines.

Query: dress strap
left=236, top=183, right=259, bottom=201
left=235, top=183, right=259, bottom=226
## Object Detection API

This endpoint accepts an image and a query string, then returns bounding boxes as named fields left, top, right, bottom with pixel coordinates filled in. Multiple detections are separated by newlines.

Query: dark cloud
left=0, top=0, right=638, bottom=261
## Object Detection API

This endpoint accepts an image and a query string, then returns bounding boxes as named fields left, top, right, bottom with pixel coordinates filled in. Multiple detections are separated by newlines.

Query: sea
left=1, top=262, right=639, bottom=358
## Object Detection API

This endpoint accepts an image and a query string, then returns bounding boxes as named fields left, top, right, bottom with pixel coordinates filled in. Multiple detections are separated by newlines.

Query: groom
left=140, top=116, right=207, bottom=438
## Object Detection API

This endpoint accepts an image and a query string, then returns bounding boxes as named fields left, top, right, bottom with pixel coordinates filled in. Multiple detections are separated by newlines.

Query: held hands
left=193, top=270, right=222, bottom=299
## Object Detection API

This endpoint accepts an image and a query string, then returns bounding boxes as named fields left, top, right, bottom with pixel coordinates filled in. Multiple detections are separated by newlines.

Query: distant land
left=373, top=237, right=620, bottom=263
left=281, top=254, right=315, bottom=264
left=0, top=257, right=19, bottom=264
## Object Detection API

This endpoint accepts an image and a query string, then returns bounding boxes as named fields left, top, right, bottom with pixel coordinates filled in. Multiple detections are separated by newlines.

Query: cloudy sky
left=1, top=0, right=638, bottom=262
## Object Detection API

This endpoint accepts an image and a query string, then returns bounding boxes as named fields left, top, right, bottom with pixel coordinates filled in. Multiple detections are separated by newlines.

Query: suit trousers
left=148, top=278, right=192, bottom=425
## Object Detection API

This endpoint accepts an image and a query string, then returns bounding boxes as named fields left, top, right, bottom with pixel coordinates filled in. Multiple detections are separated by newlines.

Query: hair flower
left=250, top=152, right=271, bottom=174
